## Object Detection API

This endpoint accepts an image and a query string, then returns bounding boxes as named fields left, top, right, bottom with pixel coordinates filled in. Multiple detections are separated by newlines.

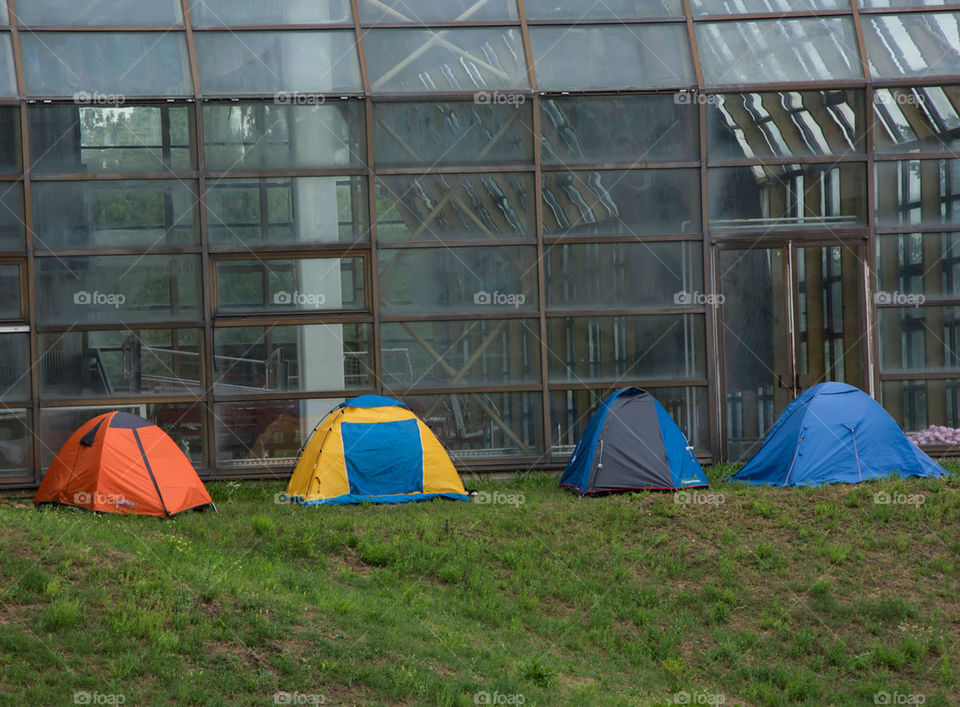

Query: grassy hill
left=1, top=466, right=959, bottom=706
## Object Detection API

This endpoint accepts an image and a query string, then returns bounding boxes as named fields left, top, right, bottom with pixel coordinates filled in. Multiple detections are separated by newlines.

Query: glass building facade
left=1, top=0, right=960, bottom=486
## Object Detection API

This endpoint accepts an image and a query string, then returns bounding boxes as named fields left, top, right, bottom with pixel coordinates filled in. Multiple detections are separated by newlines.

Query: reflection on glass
left=531, top=24, right=693, bottom=91
left=29, top=104, right=193, bottom=173
left=546, top=242, right=703, bottom=310
left=541, top=95, right=698, bottom=164
left=373, top=101, right=533, bottom=166
left=876, top=159, right=960, bottom=227
left=378, top=246, right=538, bottom=315
left=216, top=258, right=365, bottom=313
left=33, top=180, right=198, bottom=250
left=863, top=12, right=960, bottom=79
left=190, top=0, right=352, bottom=26
left=39, top=329, right=201, bottom=398
left=376, top=173, right=535, bottom=242
left=0, top=106, right=19, bottom=172
left=526, top=0, right=683, bottom=19
left=542, top=170, right=700, bottom=236
left=203, top=102, right=365, bottom=171
left=0, top=34, right=17, bottom=96
left=380, top=319, right=540, bottom=389
left=881, top=379, right=960, bottom=440
left=707, top=90, right=865, bottom=160
left=365, top=27, right=529, bottom=92
left=195, top=31, right=361, bottom=95
left=709, top=163, right=867, bottom=230
left=692, top=0, right=846, bottom=12
left=214, top=324, right=373, bottom=393
left=20, top=32, right=192, bottom=96
left=358, top=0, right=519, bottom=24
left=0, top=183, right=24, bottom=249
left=0, top=263, right=19, bottom=319
left=878, top=233, right=960, bottom=299
left=0, top=333, right=29, bottom=400
left=0, top=409, right=31, bottom=481
left=206, top=177, right=368, bottom=247
left=873, top=86, right=960, bottom=154
left=18, top=0, right=182, bottom=25
left=880, top=307, right=960, bottom=377
left=696, top=18, right=862, bottom=85
left=36, top=255, right=201, bottom=325
left=547, top=315, right=706, bottom=383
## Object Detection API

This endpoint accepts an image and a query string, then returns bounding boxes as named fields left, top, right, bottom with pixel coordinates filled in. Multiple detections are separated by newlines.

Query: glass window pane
left=876, top=159, right=960, bottom=228
left=0, top=334, right=29, bottom=400
left=365, top=28, right=529, bottom=92
left=21, top=32, right=192, bottom=97
left=358, top=0, right=519, bottom=24
left=29, top=104, right=193, bottom=173
left=40, top=402, right=204, bottom=470
left=202, top=102, right=365, bottom=171
left=0, top=33, right=17, bottom=96
left=879, top=306, right=960, bottom=373
left=863, top=12, right=960, bottom=79
left=531, top=24, right=693, bottom=91
left=207, top=177, right=368, bottom=247
left=376, top=173, right=535, bottom=242
left=546, top=242, right=703, bottom=310
left=195, top=31, right=361, bottom=95
left=190, top=0, right=352, bottom=26
left=696, top=18, right=862, bottom=85
left=526, top=0, right=683, bottom=19
left=551, top=387, right=708, bottom=453
left=0, top=409, right=32, bottom=482
left=404, top=391, right=543, bottom=459
left=542, top=169, right=701, bottom=236
left=18, top=0, right=182, bottom=26
left=547, top=314, right=706, bottom=383
left=692, top=0, right=847, bottom=12
left=0, top=183, right=25, bottom=249
left=877, top=233, right=960, bottom=299
left=379, top=246, right=539, bottom=316
left=709, top=163, right=867, bottom=231
left=33, top=180, right=198, bottom=250
left=215, top=257, right=365, bottom=313
left=215, top=398, right=343, bottom=468
left=881, top=379, right=960, bottom=441
left=373, top=101, right=533, bottom=167
left=39, top=328, right=201, bottom=399
left=0, top=264, right=20, bottom=319
left=861, top=0, right=955, bottom=6
left=541, top=95, right=699, bottom=165
left=380, top=319, right=540, bottom=389
left=707, top=90, right=865, bottom=160
left=873, top=86, right=960, bottom=154
left=214, top=323, right=373, bottom=393
left=0, top=106, right=20, bottom=173
left=0, top=4, right=7, bottom=24
left=36, top=255, right=201, bottom=325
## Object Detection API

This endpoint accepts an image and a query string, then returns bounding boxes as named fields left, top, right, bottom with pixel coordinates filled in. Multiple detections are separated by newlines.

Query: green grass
left=1, top=465, right=960, bottom=706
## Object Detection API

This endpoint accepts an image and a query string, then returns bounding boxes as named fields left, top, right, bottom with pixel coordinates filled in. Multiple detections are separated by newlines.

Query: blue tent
left=560, top=387, right=709, bottom=494
left=730, top=382, right=947, bottom=486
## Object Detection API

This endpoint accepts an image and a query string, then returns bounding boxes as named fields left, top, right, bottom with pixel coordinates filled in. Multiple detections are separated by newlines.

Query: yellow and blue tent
left=285, top=395, right=470, bottom=505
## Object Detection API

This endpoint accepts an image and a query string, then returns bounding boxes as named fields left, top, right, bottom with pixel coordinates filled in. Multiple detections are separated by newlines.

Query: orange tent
left=35, top=411, right=214, bottom=517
